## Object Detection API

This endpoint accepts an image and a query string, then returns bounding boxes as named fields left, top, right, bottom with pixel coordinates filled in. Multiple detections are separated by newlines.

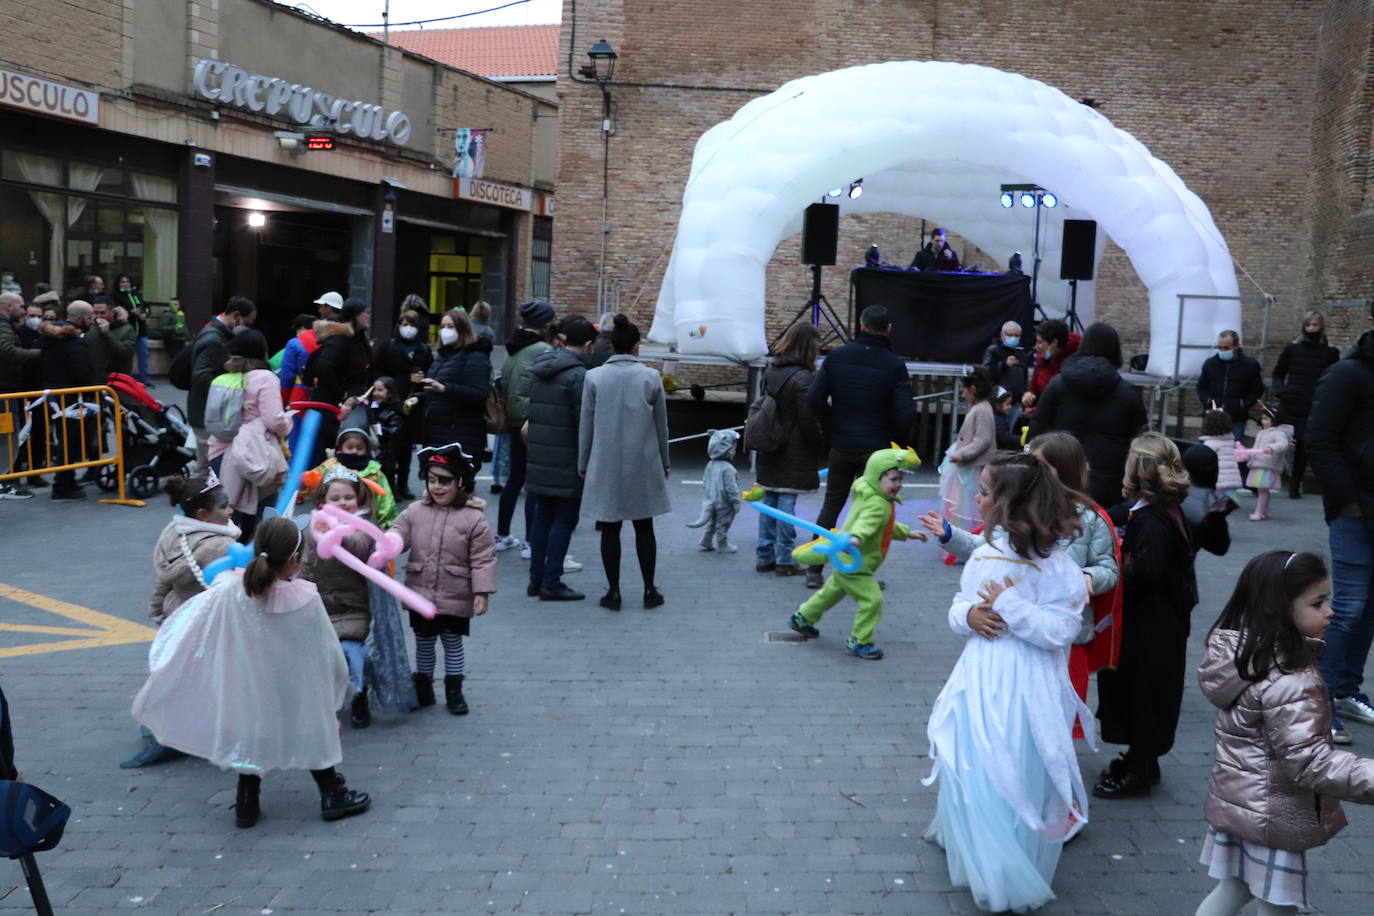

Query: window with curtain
left=130, top=173, right=178, bottom=301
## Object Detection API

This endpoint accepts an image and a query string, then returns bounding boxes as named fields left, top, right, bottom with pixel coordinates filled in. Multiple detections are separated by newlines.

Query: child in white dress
left=925, top=450, right=1091, bottom=912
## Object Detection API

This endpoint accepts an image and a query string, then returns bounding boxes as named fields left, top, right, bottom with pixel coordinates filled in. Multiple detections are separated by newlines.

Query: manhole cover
left=764, top=631, right=806, bottom=643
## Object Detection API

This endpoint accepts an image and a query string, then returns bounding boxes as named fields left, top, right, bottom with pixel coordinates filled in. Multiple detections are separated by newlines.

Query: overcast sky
left=289, top=0, right=562, bottom=31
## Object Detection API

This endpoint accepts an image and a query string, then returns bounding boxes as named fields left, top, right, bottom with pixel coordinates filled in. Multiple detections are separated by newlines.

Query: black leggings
left=238, top=768, right=336, bottom=794
left=598, top=518, right=656, bottom=592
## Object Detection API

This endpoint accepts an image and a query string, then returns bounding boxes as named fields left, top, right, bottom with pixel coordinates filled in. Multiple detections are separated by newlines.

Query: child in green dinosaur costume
left=789, top=446, right=924, bottom=660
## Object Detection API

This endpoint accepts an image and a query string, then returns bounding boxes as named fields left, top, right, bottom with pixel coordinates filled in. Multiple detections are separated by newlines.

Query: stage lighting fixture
left=1042, top=192, right=1058, bottom=208
left=1000, top=192, right=1014, bottom=208
left=848, top=180, right=863, bottom=199
left=826, top=187, right=844, bottom=198
left=1020, top=192, right=1036, bottom=209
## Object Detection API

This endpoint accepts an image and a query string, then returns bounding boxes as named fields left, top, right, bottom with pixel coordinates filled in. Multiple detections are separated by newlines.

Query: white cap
left=313, top=291, right=344, bottom=311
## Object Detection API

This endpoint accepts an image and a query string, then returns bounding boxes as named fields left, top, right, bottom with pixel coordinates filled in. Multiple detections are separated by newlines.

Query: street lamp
left=588, top=39, right=618, bottom=313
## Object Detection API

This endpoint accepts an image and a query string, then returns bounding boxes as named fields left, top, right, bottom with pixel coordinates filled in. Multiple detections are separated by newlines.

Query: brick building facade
left=553, top=0, right=1373, bottom=375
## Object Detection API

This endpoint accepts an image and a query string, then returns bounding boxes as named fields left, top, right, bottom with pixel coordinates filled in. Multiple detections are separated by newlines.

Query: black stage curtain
left=850, top=268, right=1033, bottom=363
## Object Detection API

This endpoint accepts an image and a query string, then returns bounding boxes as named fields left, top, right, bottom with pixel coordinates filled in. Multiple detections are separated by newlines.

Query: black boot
left=234, top=775, right=261, bottom=828
left=316, top=770, right=371, bottom=822
left=349, top=687, right=370, bottom=729
left=413, top=673, right=435, bottom=708
left=444, top=675, right=469, bottom=715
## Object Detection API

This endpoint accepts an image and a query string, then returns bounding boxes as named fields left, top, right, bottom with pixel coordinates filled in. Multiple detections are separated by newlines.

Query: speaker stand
left=1065, top=278, right=1085, bottom=333
left=773, top=263, right=851, bottom=350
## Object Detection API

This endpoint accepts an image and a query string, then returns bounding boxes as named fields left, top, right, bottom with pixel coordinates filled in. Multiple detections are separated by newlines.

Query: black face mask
left=335, top=452, right=370, bottom=471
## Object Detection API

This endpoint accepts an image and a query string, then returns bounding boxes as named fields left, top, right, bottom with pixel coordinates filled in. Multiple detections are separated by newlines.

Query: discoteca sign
left=193, top=59, right=412, bottom=146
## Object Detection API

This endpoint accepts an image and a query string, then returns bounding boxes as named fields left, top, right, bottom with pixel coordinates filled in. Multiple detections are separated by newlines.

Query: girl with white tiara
left=925, top=451, right=1091, bottom=912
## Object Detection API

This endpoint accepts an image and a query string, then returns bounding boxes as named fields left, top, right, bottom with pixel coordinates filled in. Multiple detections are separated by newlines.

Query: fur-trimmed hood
left=313, top=319, right=354, bottom=340
left=39, top=320, right=82, bottom=339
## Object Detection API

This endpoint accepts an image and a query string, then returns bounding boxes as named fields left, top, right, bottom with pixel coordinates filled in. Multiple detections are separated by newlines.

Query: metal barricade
left=0, top=385, right=145, bottom=507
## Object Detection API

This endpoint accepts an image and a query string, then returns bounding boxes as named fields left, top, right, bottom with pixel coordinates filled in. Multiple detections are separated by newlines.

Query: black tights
left=598, top=518, right=656, bottom=592
left=238, top=768, right=336, bottom=795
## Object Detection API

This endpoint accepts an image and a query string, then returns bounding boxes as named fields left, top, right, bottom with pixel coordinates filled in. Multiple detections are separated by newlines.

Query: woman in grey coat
left=578, top=315, right=670, bottom=611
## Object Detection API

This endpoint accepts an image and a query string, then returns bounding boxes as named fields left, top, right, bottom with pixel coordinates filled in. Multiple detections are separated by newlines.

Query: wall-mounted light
left=248, top=212, right=266, bottom=228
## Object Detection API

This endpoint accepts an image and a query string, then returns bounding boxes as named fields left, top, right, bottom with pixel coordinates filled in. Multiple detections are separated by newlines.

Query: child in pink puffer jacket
left=1234, top=406, right=1293, bottom=522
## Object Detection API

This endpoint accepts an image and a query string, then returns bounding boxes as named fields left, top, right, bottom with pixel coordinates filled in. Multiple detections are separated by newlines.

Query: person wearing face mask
left=188, top=296, right=258, bottom=470
left=0, top=292, right=40, bottom=499
left=982, top=320, right=1029, bottom=405
left=111, top=274, right=151, bottom=385
left=302, top=298, right=372, bottom=466
left=299, top=425, right=396, bottom=528
left=1272, top=312, right=1340, bottom=499
left=371, top=307, right=432, bottom=499
left=421, top=308, right=492, bottom=471
left=37, top=301, right=95, bottom=499
left=1197, top=330, right=1266, bottom=442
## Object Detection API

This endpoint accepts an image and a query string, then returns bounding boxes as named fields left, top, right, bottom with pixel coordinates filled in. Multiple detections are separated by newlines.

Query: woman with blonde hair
left=1094, top=432, right=1196, bottom=799
left=751, top=322, right=825, bottom=575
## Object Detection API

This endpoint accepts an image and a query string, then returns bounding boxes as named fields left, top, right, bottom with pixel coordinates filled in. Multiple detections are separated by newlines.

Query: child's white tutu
left=939, top=455, right=981, bottom=532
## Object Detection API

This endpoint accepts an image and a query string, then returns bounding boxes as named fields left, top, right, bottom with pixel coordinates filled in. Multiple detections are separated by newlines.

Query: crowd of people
left=5, top=280, right=1374, bottom=914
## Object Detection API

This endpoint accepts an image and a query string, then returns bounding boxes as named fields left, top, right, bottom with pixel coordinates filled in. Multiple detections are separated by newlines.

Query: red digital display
left=305, top=136, right=334, bottom=150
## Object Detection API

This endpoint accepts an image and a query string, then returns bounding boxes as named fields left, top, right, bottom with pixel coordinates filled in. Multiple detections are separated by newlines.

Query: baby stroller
left=96, top=372, right=196, bottom=498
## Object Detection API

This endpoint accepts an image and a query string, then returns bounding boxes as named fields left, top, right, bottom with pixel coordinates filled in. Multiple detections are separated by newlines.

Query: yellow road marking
left=0, top=582, right=156, bottom=658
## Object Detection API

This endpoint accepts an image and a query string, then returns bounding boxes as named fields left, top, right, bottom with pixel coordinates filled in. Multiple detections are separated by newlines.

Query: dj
left=911, top=228, right=960, bottom=271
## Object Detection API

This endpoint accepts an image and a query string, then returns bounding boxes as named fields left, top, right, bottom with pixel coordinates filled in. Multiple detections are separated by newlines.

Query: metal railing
left=0, top=385, right=146, bottom=507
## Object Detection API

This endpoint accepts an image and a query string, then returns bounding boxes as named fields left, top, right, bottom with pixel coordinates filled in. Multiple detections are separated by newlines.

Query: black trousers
left=815, top=447, right=875, bottom=533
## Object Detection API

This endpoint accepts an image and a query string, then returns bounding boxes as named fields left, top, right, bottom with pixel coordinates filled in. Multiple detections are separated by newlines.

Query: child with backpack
left=747, top=323, right=824, bottom=576
left=1195, top=551, right=1374, bottom=914
left=686, top=429, right=742, bottom=552
left=207, top=330, right=291, bottom=541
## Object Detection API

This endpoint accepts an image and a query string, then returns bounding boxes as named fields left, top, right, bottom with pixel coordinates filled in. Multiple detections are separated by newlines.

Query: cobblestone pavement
left=0, top=429, right=1367, bottom=914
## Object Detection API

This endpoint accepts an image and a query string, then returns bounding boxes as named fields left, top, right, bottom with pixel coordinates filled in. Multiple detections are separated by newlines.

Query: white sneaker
left=1338, top=694, right=1374, bottom=726
left=0, top=484, right=34, bottom=500
left=494, top=535, right=522, bottom=552
left=563, top=554, right=583, bottom=573
left=520, top=542, right=532, bottom=560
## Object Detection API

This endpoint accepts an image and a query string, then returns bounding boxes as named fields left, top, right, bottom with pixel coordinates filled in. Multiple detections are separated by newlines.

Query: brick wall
left=555, top=0, right=1364, bottom=375
left=1, top=0, right=124, bottom=89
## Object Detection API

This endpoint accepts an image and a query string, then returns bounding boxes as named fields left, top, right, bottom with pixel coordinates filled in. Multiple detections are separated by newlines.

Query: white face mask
left=438, top=327, right=459, bottom=346
left=399, top=325, right=418, bottom=341
left=24, top=316, right=41, bottom=330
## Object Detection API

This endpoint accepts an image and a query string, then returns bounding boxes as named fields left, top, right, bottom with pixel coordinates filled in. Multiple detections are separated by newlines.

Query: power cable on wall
left=337, top=0, right=534, bottom=29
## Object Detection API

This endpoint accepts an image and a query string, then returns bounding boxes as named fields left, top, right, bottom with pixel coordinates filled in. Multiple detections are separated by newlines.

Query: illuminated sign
left=305, top=136, right=334, bottom=150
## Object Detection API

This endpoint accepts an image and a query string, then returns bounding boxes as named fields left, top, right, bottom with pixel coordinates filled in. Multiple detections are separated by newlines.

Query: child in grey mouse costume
left=687, top=429, right=742, bottom=552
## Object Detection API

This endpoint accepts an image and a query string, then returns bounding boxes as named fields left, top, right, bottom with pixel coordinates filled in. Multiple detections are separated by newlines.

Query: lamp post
left=587, top=39, right=618, bottom=314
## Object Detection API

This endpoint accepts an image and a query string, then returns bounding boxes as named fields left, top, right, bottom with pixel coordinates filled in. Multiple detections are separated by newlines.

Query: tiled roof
left=368, top=24, right=559, bottom=78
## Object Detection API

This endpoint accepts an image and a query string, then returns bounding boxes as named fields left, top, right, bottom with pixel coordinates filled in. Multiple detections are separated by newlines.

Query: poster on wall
left=452, top=129, right=487, bottom=179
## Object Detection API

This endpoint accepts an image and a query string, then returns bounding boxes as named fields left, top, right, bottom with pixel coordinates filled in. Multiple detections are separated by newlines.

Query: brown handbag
left=484, top=381, right=505, bottom=434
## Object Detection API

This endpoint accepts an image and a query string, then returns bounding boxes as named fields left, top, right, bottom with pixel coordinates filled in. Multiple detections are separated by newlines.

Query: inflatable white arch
left=650, top=61, right=1239, bottom=377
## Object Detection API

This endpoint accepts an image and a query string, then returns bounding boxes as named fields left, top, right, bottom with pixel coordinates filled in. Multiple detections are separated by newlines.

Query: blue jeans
left=755, top=490, right=799, bottom=567
left=1232, top=420, right=1247, bottom=442
left=527, top=493, right=581, bottom=590
left=1320, top=516, right=1374, bottom=699
left=135, top=336, right=150, bottom=384
left=340, top=639, right=368, bottom=694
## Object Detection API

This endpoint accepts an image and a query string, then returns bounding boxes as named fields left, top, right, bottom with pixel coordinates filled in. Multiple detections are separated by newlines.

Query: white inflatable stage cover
left=650, top=61, right=1239, bottom=377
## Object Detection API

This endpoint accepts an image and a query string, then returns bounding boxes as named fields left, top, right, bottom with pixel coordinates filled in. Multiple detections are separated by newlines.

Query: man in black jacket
left=1307, top=305, right=1374, bottom=742
left=187, top=297, right=256, bottom=469
left=982, top=320, right=1029, bottom=403
left=1195, top=330, right=1265, bottom=440
left=37, top=304, right=94, bottom=499
left=804, top=305, right=914, bottom=587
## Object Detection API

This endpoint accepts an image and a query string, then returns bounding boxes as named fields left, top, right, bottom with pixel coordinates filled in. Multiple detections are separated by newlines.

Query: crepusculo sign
left=0, top=67, right=99, bottom=126
left=193, top=59, right=412, bottom=146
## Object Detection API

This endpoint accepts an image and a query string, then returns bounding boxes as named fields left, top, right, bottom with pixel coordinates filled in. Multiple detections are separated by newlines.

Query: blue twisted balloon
left=747, top=499, right=861, bottom=574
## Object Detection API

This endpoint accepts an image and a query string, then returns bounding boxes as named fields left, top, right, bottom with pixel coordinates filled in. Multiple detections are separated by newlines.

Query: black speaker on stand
left=1059, top=219, right=1097, bottom=333
left=774, top=202, right=850, bottom=349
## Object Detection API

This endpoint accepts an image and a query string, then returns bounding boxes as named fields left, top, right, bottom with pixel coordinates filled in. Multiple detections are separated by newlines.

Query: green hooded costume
left=795, top=447, right=919, bottom=646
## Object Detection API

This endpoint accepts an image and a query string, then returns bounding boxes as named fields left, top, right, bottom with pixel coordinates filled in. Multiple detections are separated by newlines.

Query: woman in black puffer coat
left=1272, top=311, right=1340, bottom=497
left=421, top=309, right=492, bottom=471
left=751, top=323, right=825, bottom=576
left=1029, top=322, right=1148, bottom=509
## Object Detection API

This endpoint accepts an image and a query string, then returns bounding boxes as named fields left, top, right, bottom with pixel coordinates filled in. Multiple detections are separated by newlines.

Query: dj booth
left=849, top=267, right=1033, bottom=363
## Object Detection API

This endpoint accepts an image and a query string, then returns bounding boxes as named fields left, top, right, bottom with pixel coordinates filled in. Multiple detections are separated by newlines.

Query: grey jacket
left=1199, top=629, right=1374, bottom=851
left=0, top=315, right=39, bottom=392
left=526, top=346, right=589, bottom=500
left=578, top=355, right=671, bottom=522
